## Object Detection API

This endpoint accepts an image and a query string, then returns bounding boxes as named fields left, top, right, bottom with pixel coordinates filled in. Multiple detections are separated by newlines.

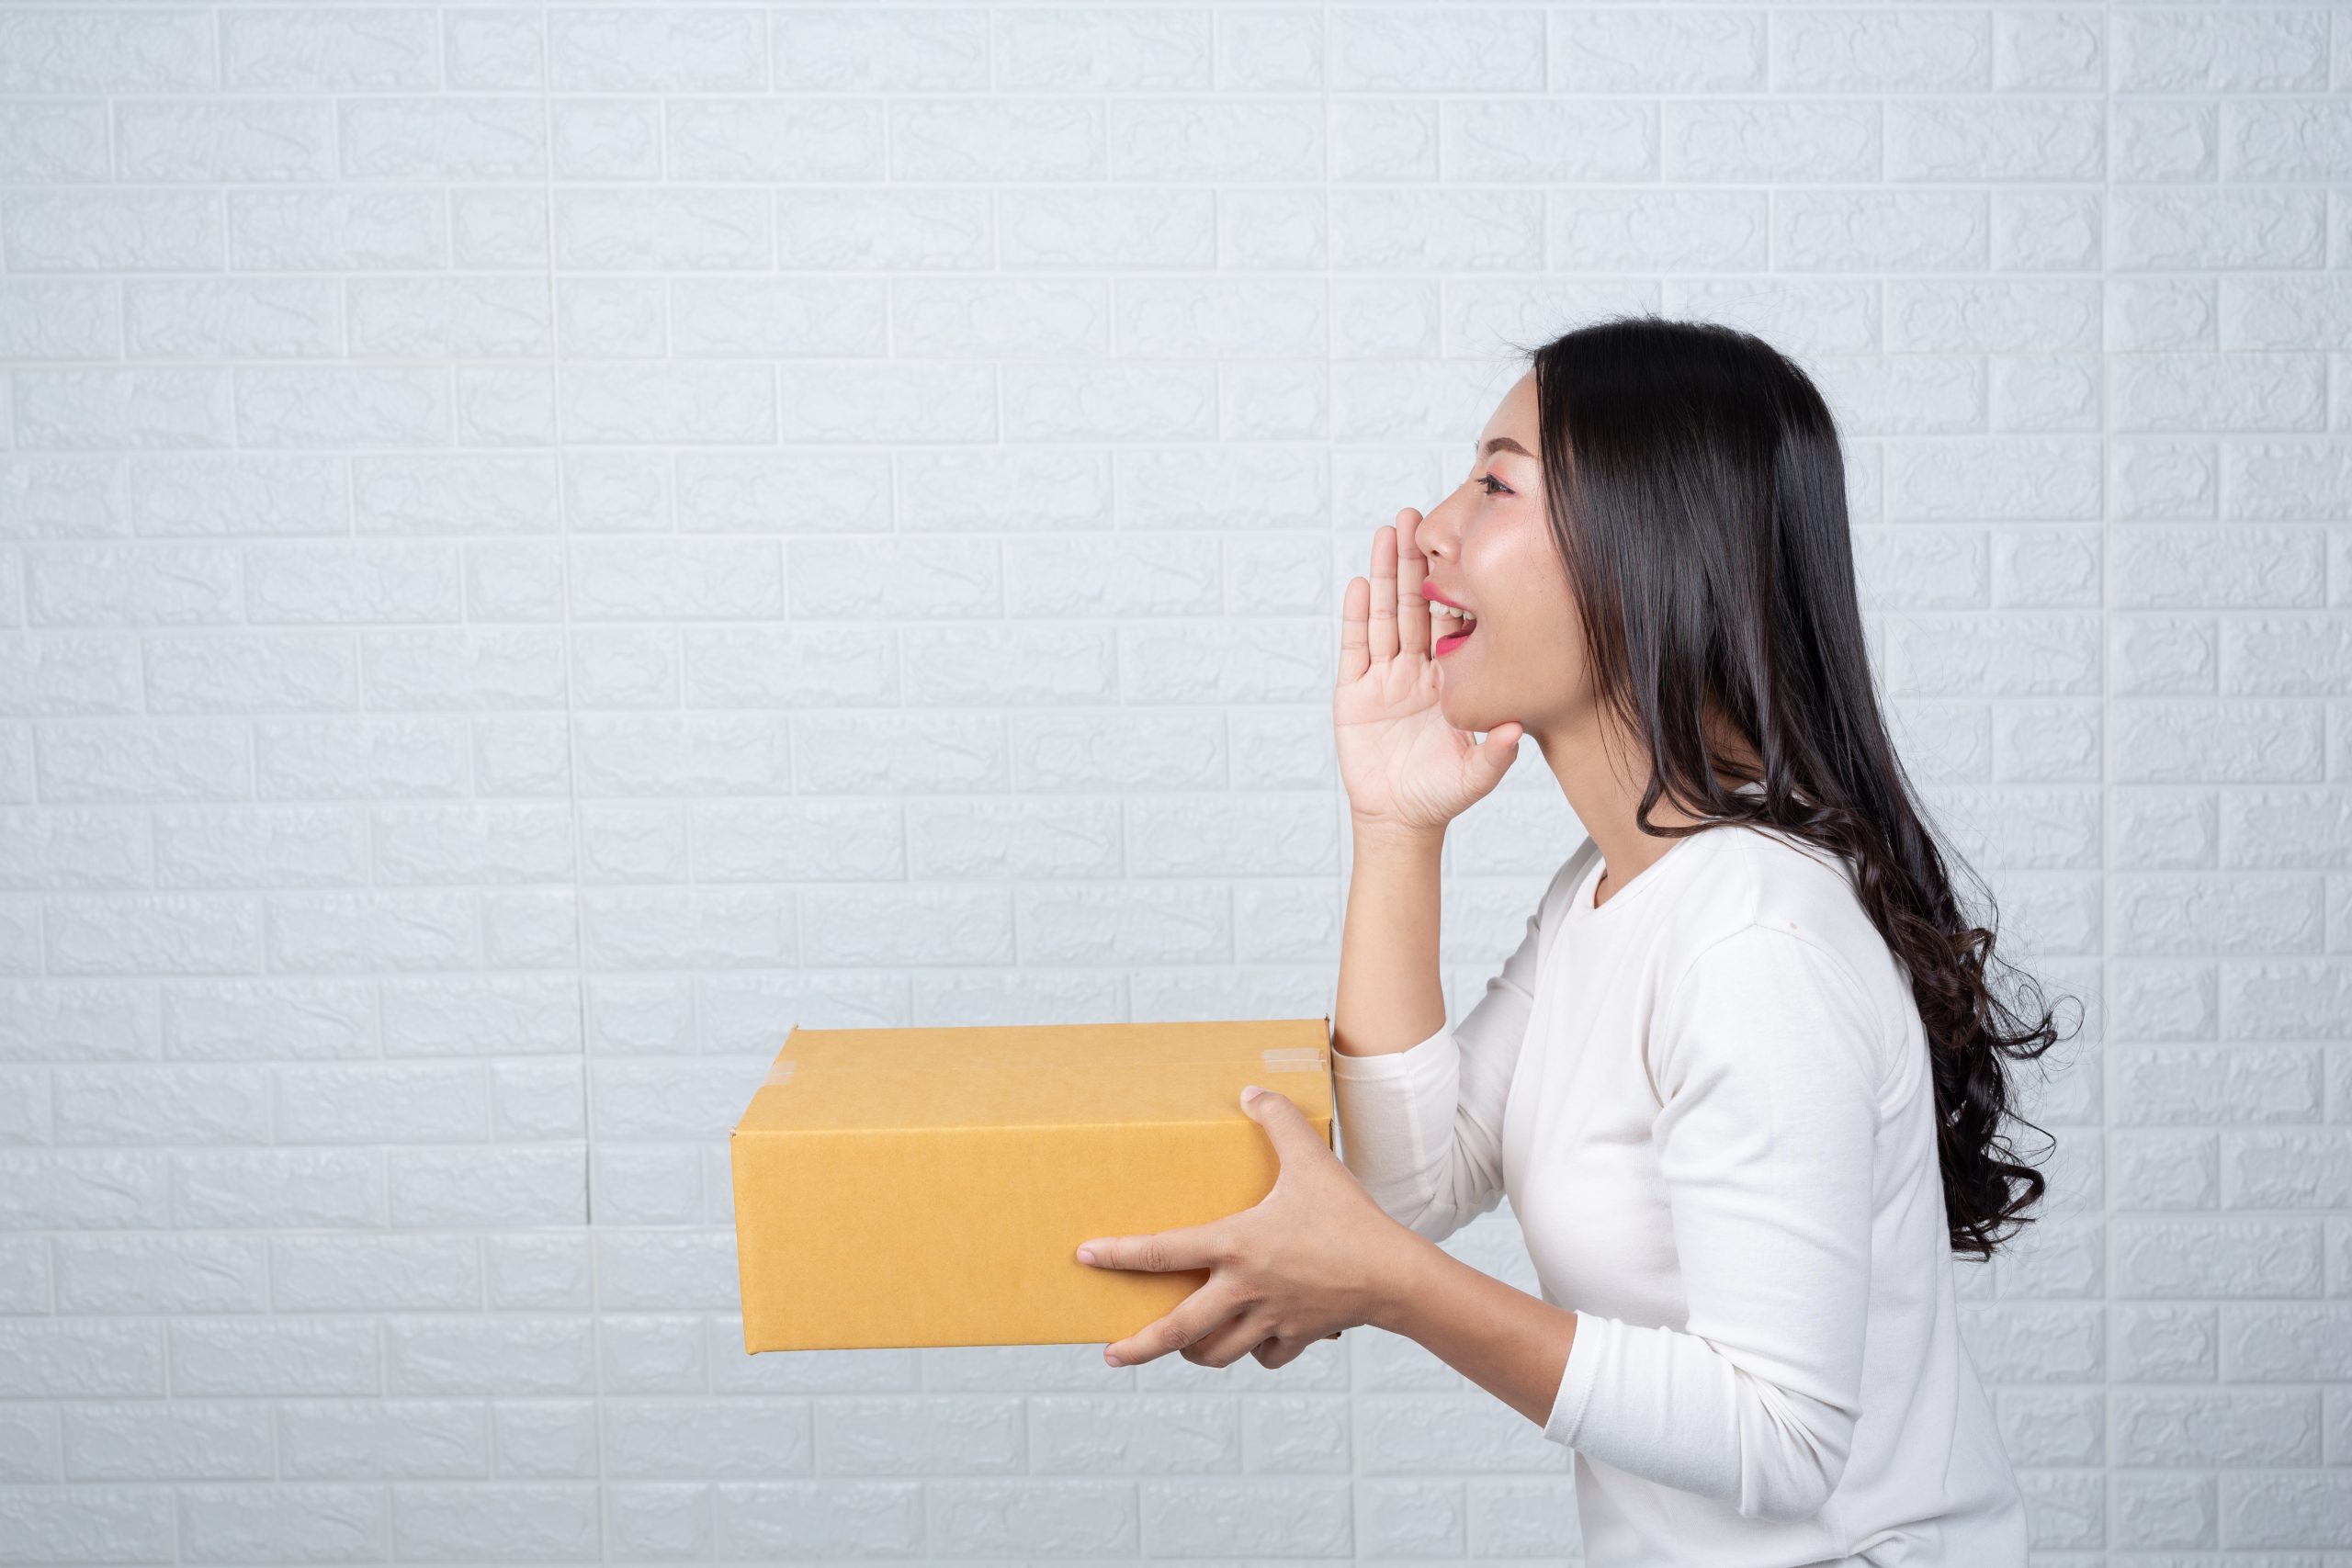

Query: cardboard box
left=729, top=1016, right=1336, bottom=1352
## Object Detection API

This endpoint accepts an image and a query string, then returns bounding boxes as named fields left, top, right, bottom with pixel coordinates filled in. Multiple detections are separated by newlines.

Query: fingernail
left=1240, top=1084, right=1262, bottom=1103
left=1076, top=1246, right=1095, bottom=1265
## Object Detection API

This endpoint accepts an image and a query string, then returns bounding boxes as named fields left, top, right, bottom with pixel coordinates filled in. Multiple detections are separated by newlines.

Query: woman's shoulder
left=1672, top=823, right=1901, bottom=1018
left=1646, top=827, right=1914, bottom=1102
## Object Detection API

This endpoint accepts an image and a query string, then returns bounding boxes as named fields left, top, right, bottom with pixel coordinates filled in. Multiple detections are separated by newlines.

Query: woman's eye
left=1477, top=472, right=1510, bottom=495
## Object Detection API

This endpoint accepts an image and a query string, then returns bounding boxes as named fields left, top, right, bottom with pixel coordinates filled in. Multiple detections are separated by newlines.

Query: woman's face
left=1415, top=369, right=1588, bottom=739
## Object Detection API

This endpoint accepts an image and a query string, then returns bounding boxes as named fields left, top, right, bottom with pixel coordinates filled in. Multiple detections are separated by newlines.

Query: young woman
left=1074, top=315, right=2071, bottom=1565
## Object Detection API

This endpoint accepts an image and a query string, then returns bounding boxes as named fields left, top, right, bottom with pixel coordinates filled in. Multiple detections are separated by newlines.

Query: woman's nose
left=1418, top=498, right=1460, bottom=557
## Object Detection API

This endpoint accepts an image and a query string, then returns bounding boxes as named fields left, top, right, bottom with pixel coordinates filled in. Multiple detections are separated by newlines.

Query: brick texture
left=0, top=4, right=2346, bottom=1563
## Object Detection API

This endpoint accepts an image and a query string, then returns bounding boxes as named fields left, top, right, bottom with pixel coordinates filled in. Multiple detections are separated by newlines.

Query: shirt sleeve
left=1540, top=920, right=1887, bottom=1525
left=1328, top=849, right=1585, bottom=1244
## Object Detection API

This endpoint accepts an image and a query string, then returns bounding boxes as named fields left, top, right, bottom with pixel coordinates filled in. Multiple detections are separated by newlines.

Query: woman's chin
left=1435, top=691, right=1481, bottom=733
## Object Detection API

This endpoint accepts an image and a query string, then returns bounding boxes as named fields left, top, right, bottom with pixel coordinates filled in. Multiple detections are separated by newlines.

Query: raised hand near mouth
left=1336, top=509, right=1523, bottom=837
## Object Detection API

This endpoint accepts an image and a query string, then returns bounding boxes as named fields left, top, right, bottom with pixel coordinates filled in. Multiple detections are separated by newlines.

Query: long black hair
left=1515, top=312, right=2076, bottom=1258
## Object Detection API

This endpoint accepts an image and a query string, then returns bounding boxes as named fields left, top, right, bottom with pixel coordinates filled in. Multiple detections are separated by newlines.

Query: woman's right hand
left=1335, top=509, right=1524, bottom=836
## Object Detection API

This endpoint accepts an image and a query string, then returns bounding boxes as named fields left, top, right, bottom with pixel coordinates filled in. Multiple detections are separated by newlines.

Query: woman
left=1074, top=315, right=2072, bottom=1565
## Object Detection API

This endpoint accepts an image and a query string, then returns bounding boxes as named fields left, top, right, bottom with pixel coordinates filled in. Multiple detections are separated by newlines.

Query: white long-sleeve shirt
left=1331, top=820, right=2028, bottom=1566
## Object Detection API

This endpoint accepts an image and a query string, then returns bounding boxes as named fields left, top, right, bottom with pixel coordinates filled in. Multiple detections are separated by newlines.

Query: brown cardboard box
left=729, top=1016, right=1336, bottom=1352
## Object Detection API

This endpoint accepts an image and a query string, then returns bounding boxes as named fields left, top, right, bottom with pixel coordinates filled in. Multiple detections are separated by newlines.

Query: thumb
left=1472, top=721, right=1522, bottom=777
left=1239, top=1085, right=1323, bottom=1159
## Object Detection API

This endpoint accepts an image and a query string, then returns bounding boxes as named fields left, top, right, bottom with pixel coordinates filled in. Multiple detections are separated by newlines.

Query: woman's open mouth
left=1431, top=605, right=1478, bottom=657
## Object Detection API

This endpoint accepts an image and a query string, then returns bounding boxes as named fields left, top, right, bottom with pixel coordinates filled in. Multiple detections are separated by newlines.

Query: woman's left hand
left=1073, top=1083, right=1419, bottom=1371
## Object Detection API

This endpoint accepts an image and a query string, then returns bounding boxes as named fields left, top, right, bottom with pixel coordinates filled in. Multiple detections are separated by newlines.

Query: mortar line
left=528, top=20, right=610, bottom=1558
left=2098, top=0, right=2116, bottom=1534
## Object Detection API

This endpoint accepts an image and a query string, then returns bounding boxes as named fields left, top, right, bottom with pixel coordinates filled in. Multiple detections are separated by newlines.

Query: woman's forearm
left=1335, top=822, right=1573, bottom=1425
left=1333, top=823, right=1448, bottom=1059
left=1369, top=1228, right=1577, bottom=1430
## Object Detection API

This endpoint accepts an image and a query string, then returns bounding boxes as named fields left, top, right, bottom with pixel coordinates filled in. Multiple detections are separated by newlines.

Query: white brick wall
left=0, top=3, right=2344, bottom=1562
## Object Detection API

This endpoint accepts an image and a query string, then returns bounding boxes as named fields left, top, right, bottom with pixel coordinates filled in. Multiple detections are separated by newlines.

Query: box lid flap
left=734, top=1017, right=1333, bottom=1134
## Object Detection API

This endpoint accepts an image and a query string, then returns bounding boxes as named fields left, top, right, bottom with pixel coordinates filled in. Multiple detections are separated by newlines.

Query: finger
left=1395, top=508, right=1429, bottom=657
left=1466, top=720, right=1525, bottom=784
left=1339, top=576, right=1368, bottom=686
left=1238, top=1085, right=1328, bottom=1164
left=1074, top=1224, right=1225, bottom=1275
left=1105, top=1282, right=1247, bottom=1368
left=1251, top=1334, right=1306, bottom=1371
left=1187, top=1313, right=1274, bottom=1371
left=1367, top=525, right=1396, bottom=664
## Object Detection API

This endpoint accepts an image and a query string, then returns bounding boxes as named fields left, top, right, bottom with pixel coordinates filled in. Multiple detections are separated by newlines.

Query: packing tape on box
left=755, top=1045, right=1327, bottom=1091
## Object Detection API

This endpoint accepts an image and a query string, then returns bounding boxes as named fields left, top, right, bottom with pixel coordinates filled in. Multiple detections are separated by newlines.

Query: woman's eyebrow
left=1480, top=436, right=1533, bottom=458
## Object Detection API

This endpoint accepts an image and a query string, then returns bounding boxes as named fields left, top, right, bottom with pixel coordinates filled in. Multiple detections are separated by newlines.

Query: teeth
left=1426, top=599, right=1476, bottom=626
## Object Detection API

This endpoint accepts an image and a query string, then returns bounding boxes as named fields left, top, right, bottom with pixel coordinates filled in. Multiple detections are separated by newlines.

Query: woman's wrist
left=1359, top=1221, right=1444, bottom=1336
left=1351, top=816, right=1445, bottom=855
